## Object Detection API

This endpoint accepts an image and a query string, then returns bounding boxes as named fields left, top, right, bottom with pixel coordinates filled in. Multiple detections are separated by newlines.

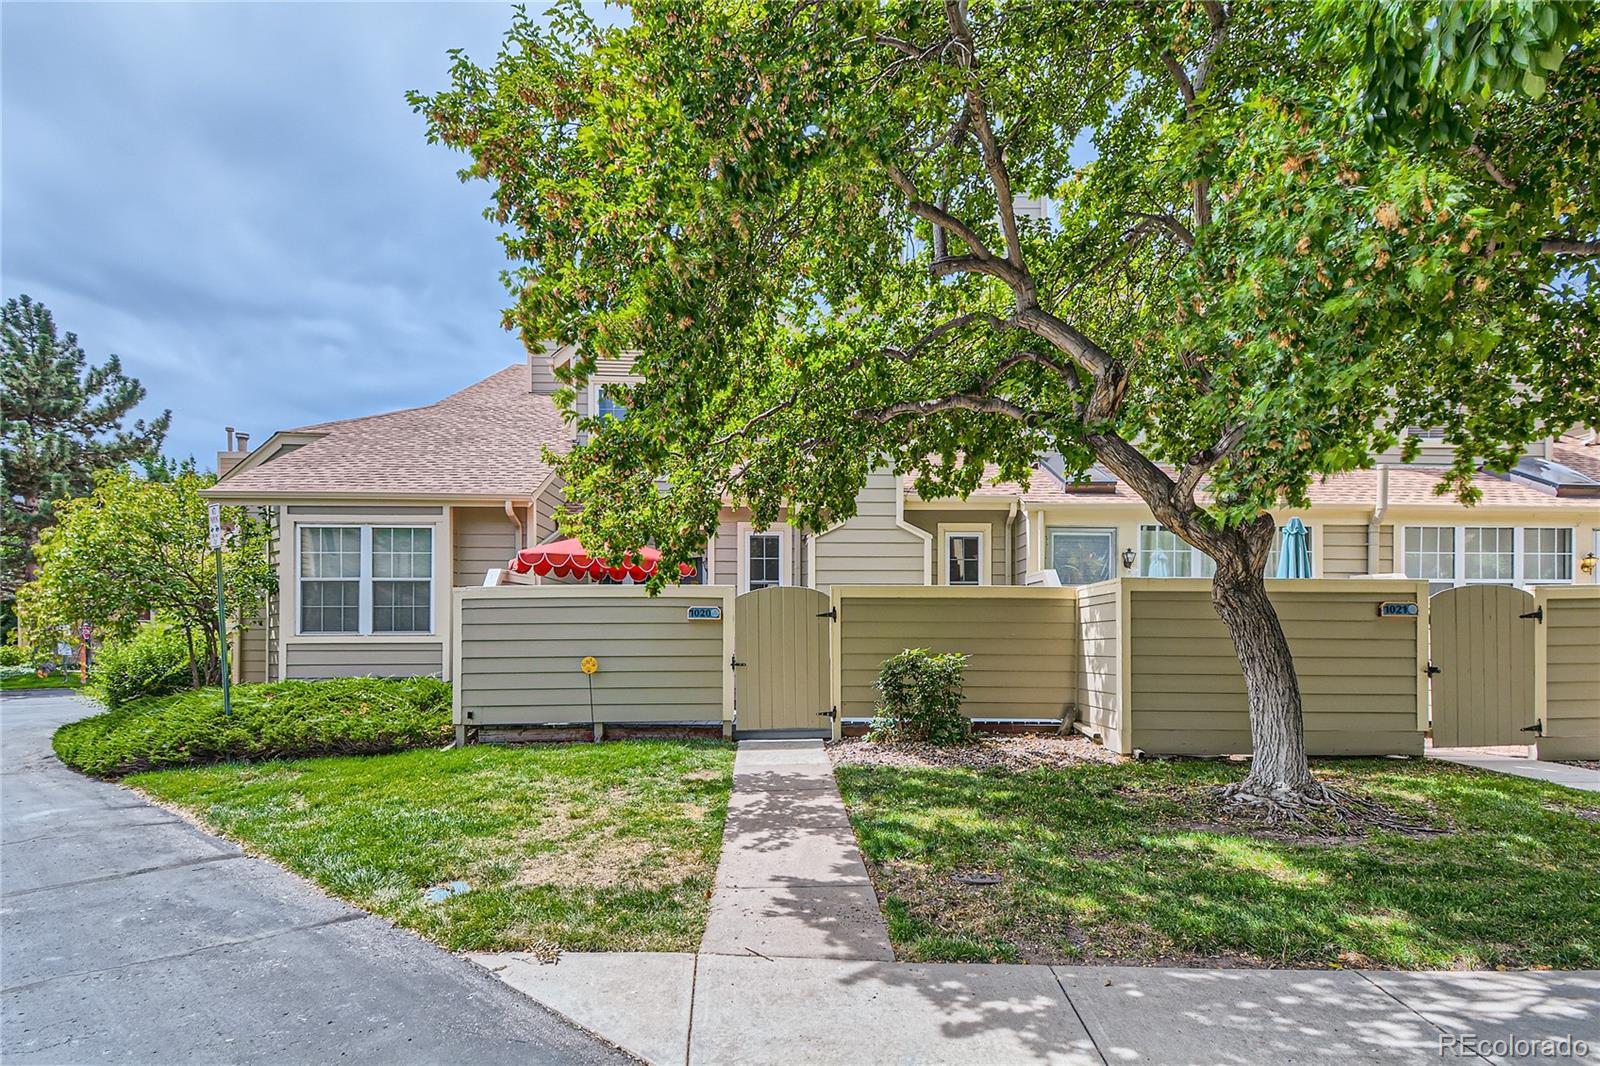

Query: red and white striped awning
left=506, top=538, right=695, bottom=582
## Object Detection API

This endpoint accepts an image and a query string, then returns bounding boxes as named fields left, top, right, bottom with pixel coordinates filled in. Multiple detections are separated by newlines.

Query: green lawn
left=834, top=757, right=1600, bottom=969
left=132, top=740, right=735, bottom=954
left=1, top=671, right=83, bottom=690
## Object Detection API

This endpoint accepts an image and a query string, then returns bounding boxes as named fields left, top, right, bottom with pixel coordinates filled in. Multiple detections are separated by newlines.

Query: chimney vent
left=225, top=426, right=236, bottom=451
left=234, top=432, right=250, bottom=452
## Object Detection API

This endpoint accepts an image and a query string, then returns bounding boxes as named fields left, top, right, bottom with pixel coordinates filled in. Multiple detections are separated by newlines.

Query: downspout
left=504, top=499, right=525, bottom=551
left=1367, top=466, right=1390, bottom=575
left=1004, top=499, right=1020, bottom=585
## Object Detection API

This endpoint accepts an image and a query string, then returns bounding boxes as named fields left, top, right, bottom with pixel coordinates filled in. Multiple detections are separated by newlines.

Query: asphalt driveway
left=0, top=689, right=630, bottom=1065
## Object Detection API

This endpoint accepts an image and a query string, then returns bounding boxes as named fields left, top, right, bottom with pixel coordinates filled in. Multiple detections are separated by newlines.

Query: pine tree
left=1, top=295, right=171, bottom=608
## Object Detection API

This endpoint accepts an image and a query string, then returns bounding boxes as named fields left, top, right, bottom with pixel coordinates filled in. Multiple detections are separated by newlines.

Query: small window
left=1048, top=527, right=1114, bottom=585
left=1463, top=526, right=1514, bottom=583
left=1137, top=525, right=1214, bottom=578
left=300, top=527, right=360, bottom=633
left=595, top=385, right=628, bottom=421
left=1403, top=526, right=1455, bottom=581
left=372, top=527, right=433, bottom=633
left=748, top=533, right=782, bottom=590
left=1523, top=527, right=1573, bottom=583
left=946, top=532, right=983, bottom=586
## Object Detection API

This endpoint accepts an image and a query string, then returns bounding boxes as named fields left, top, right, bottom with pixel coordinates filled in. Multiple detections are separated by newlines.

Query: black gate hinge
left=818, top=706, right=838, bottom=720
left=817, top=606, right=837, bottom=620
left=1519, top=607, right=1544, bottom=622
left=1425, top=663, right=1441, bottom=676
left=1521, top=721, right=1545, bottom=736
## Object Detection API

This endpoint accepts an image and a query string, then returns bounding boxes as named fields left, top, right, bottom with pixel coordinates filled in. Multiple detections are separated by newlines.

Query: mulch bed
left=826, top=733, right=1122, bottom=771
left=1559, top=759, right=1600, bottom=772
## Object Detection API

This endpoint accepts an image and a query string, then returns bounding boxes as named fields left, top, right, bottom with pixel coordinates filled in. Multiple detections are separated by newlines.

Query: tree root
left=1214, top=777, right=1438, bottom=835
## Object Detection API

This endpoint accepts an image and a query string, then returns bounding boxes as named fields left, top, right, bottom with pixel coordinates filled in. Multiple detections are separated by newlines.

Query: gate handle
left=1519, top=607, right=1544, bottom=622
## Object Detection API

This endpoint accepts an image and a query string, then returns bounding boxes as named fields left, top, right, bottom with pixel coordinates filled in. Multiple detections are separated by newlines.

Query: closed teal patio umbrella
left=1275, top=517, right=1312, bottom=578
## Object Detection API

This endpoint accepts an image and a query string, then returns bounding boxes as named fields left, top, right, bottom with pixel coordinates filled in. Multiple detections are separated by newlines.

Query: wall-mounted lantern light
left=1121, top=547, right=1137, bottom=572
left=1582, top=552, right=1598, bottom=576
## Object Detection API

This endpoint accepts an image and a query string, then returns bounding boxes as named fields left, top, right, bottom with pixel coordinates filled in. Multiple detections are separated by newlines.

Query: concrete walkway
left=698, top=739, right=893, bottom=961
left=1429, top=748, right=1600, bottom=792
left=472, top=738, right=1600, bottom=1064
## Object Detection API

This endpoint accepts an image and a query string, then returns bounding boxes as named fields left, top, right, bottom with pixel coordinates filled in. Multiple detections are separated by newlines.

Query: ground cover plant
left=831, top=747, right=1600, bottom=969
left=52, top=677, right=450, bottom=776
left=131, top=740, right=735, bottom=954
left=2, top=666, right=82, bottom=690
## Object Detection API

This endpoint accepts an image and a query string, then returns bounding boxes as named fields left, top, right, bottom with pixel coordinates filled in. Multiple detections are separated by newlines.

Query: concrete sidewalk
left=698, top=739, right=893, bottom=961
left=473, top=951, right=1600, bottom=1065
left=1428, top=748, right=1600, bottom=792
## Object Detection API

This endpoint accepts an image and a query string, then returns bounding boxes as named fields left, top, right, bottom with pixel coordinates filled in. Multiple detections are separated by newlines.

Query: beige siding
left=453, top=506, right=520, bottom=586
left=904, top=508, right=1011, bottom=585
left=709, top=509, right=800, bottom=589
left=454, top=586, right=732, bottom=726
left=812, top=469, right=929, bottom=591
left=235, top=505, right=276, bottom=684
left=285, top=642, right=444, bottom=679
left=1377, top=524, right=1395, bottom=573
left=533, top=476, right=567, bottom=541
left=1322, top=523, right=1369, bottom=577
left=1536, top=588, right=1600, bottom=760
left=1012, top=513, right=1029, bottom=585
left=1126, top=580, right=1425, bottom=756
left=835, top=588, right=1077, bottom=721
left=1075, top=581, right=1124, bottom=750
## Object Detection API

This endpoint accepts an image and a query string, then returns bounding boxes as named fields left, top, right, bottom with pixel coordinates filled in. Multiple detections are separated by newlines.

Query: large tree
left=416, top=2, right=1599, bottom=818
left=2, top=295, right=171, bottom=605
left=20, top=464, right=274, bottom=687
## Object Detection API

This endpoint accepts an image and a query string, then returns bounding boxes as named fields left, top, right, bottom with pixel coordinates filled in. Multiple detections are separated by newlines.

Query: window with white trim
left=1137, top=525, right=1215, bottom=578
left=1403, top=526, right=1455, bottom=582
left=1463, top=526, right=1514, bottom=582
left=945, top=532, right=984, bottom=585
left=747, top=533, right=782, bottom=590
left=1523, top=527, right=1573, bottom=583
left=298, top=525, right=434, bottom=635
left=595, top=385, right=628, bottom=421
left=1048, top=527, right=1115, bottom=585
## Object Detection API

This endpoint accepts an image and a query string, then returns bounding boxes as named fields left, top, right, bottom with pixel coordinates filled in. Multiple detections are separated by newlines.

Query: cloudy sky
left=3, top=2, right=570, bottom=465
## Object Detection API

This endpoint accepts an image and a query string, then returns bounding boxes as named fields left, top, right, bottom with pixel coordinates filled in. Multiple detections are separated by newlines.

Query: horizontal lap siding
left=1321, top=524, right=1369, bottom=577
left=838, top=593, right=1076, bottom=720
left=812, top=470, right=927, bottom=590
left=1076, top=584, right=1122, bottom=749
left=453, top=507, right=519, bottom=586
left=1543, top=594, right=1599, bottom=751
left=284, top=642, right=444, bottom=679
left=1128, top=587, right=1422, bottom=756
left=903, top=509, right=1010, bottom=585
left=458, top=592, right=725, bottom=725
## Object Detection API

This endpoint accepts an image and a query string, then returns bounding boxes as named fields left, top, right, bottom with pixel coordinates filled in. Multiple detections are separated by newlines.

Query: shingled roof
left=208, top=365, right=571, bottom=499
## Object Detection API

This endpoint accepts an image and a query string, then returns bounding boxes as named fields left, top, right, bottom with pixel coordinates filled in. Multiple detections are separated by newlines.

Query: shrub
left=867, top=648, right=971, bottom=745
left=52, top=676, right=453, bottom=777
left=0, top=644, right=28, bottom=667
left=1, top=664, right=37, bottom=681
left=91, top=624, right=192, bottom=707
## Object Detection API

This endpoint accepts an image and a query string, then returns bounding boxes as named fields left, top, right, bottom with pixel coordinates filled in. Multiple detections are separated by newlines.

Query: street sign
left=208, top=503, right=223, bottom=550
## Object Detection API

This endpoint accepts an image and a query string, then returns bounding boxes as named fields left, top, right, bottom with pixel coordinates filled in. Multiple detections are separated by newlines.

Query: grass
left=52, top=678, right=451, bottom=776
left=1, top=670, right=84, bottom=690
left=834, top=757, right=1600, bottom=969
left=131, top=740, right=735, bottom=953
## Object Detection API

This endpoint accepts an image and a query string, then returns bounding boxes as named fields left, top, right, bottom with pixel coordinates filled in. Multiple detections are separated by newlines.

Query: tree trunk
left=1210, top=562, right=1316, bottom=795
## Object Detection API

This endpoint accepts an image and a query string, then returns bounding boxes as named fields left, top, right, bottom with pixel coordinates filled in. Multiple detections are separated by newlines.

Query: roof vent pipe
left=234, top=432, right=250, bottom=452
left=225, top=426, right=235, bottom=451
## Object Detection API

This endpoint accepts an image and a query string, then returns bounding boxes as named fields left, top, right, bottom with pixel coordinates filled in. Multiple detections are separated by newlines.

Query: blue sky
left=2, top=2, right=558, bottom=466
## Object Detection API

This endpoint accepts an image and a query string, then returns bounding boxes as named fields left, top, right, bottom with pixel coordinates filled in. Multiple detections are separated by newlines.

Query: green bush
left=52, top=677, right=453, bottom=777
left=867, top=648, right=971, bottom=745
left=91, top=624, right=192, bottom=707
left=1, top=664, right=37, bottom=681
left=0, top=644, right=29, bottom=667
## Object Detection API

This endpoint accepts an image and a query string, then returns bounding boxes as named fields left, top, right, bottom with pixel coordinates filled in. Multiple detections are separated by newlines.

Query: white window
left=1265, top=523, right=1315, bottom=577
left=596, top=387, right=628, bottom=421
left=1523, top=527, right=1573, bottom=583
left=1403, top=525, right=1575, bottom=589
left=938, top=524, right=990, bottom=586
left=1137, top=525, right=1215, bottom=578
left=298, top=525, right=434, bottom=635
left=1463, top=526, right=1514, bottom=582
left=1048, top=527, right=1115, bottom=585
left=737, top=524, right=790, bottom=592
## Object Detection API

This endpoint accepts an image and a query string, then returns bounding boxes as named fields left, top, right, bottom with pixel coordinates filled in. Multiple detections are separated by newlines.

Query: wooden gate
left=733, top=586, right=832, bottom=736
left=1429, top=584, right=1537, bottom=747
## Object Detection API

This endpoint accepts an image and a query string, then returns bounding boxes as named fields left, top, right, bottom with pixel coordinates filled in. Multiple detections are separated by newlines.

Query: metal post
left=215, top=547, right=231, bottom=716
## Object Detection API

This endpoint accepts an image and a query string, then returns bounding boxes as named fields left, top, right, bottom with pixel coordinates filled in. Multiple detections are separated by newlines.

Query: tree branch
left=884, top=163, right=1005, bottom=268
left=1176, top=421, right=1248, bottom=502
left=856, top=393, right=1035, bottom=423
left=1541, top=238, right=1600, bottom=257
left=1468, top=142, right=1517, bottom=190
left=1012, top=306, right=1114, bottom=378
left=1132, top=212, right=1196, bottom=248
left=943, top=0, right=1024, bottom=270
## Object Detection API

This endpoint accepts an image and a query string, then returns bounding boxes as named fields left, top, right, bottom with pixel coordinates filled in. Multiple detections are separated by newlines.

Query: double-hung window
left=299, top=525, right=434, bottom=635
left=1048, top=527, right=1115, bottom=585
left=747, top=533, right=782, bottom=591
left=1137, top=525, right=1215, bottom=578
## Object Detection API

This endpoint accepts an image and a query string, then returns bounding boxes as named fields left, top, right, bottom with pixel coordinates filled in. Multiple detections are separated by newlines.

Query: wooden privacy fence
left=829, top=586, right=1080, bottom=731
left=1533, top=586, right=1600, bottom=761
left=452, top=585, right=734, bottom=742
left=1070, top=578, right=1430, bottom=757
